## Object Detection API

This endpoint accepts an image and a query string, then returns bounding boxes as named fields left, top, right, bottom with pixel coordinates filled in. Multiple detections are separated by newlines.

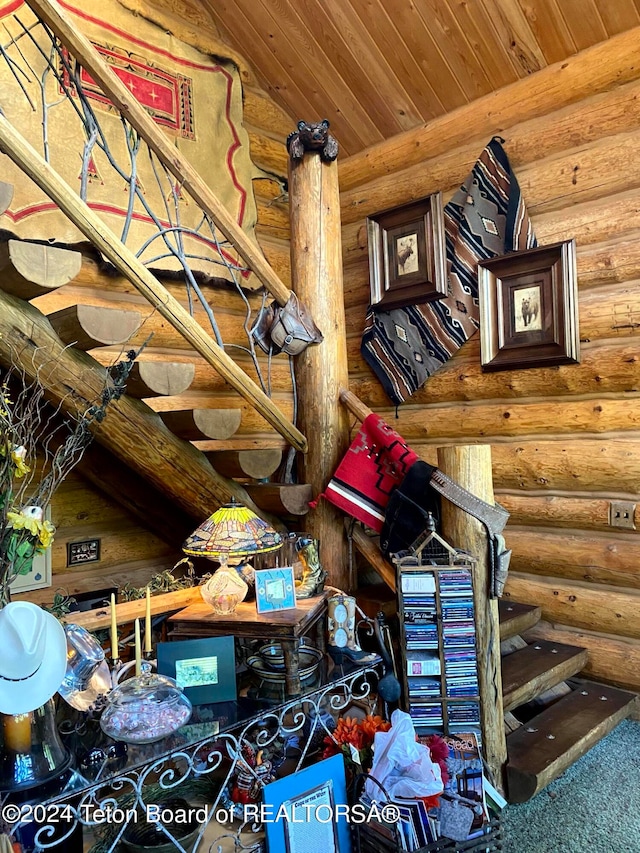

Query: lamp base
left=200, top=566, right=248, bottom=615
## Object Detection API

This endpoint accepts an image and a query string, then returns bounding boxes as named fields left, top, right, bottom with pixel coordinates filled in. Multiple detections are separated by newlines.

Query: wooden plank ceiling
left=200, top=0, right=640, bottom=157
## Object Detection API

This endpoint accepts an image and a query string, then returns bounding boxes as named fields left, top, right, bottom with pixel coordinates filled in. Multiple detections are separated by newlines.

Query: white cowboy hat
left=0, top=601, right=67, bottom=715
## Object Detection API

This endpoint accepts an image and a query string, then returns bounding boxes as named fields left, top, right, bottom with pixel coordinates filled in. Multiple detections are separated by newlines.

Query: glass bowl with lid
left=99, top=669, right=192, bottom=744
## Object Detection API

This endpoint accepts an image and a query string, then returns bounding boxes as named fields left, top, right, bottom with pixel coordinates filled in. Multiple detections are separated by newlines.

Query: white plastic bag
left=365, top=709, right=443, bottom=801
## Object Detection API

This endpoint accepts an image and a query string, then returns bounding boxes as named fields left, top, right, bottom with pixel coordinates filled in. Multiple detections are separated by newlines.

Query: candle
left=3, top=712, right=32, bottom=752
left=144, top=586, right=152, bottom=654
left=110, top=593, right=119, bottom=661
left=134, top=618, right=142, bottom=677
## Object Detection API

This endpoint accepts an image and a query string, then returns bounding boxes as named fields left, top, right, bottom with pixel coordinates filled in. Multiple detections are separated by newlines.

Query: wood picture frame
left=367, top=193, right=447, bottom=310
left=477, top=239, right=579, bottom=372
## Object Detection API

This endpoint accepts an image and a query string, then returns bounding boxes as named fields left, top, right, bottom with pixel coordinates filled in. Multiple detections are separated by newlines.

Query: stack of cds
left=399, top=563, right=481, bottom=734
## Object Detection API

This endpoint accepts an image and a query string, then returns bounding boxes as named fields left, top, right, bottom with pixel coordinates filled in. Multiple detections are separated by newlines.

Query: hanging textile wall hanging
left=360, top=137, right=537, bottom=406
left=0, top=0, right=257, bottom=280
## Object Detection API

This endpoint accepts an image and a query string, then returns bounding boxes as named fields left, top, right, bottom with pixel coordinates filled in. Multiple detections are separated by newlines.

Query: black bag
left=379, top=461, right=441, bottom=559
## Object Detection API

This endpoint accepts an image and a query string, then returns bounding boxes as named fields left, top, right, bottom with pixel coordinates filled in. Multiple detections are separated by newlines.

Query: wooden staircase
left=499, top=600, right=637, bottom=803
left=0, top=238, right=315, bottom=526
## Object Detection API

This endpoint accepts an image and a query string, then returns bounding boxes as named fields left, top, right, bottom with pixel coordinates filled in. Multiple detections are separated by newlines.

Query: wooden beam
left=0, top=239, right=81, bottom=299
left=438, top=445, right=507, bottom=791
left=505, top=572, right=640, bottom=640
left=62, top=587, right=203, bottom=630
left=0, top=112, right=307, bottom=453
left=73, top=442, right=197, bottom=544
left=47, top=304, right=142, bottom=350
left=290, top=146, right=351, bottom=588
left=340, top=387, right=371, bottom=422
left=338, top=25, right=640, bottom=193
left=0, top=289, right=283, bottom=528
left=507, top=527, right=640, bottom=589
left=159, top=408, right=242, bottom=441
left=26, top=0, right=291, bottom=307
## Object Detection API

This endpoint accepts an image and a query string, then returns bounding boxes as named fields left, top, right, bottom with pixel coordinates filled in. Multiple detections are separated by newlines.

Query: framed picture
left=66, top=538, right=100, bottom=566
left=10, top=544, right=52, bottom=594
left=367, top=193, right=447, bottom=311
left=156, top=636, right=236, bottom=705
left=263, top=754, right=352, bottom=853
left=477, top=239, right=579, bottom=371
left=255, top=566, right=297, bottom=614
left=10, top=506, right=52, bottom=594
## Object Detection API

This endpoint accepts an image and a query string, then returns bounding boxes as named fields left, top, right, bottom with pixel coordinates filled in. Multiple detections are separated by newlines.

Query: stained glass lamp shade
left=182, top=500, right=283, bottom=614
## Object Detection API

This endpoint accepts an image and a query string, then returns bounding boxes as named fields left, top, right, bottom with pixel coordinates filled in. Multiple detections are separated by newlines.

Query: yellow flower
left=10, top=446, right=30, bottom=478
left=38, top=520, right=56, bottom=549
left=7, top=511, right=39, bottom=536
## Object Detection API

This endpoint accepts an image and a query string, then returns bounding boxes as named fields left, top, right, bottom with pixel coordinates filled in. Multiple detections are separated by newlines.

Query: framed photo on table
left=255, top=566, right=297, bottom=614
left=157, top=636, right=236, bottom=705
left=367, top=193, right=447, bottom=311
left=477, top=239, right=579, bottom=372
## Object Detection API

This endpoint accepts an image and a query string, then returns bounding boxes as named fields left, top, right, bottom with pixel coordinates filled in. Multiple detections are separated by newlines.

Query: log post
left=437, top=445, right=507, bottom=791
left=289, top=132, right=351, bottom=590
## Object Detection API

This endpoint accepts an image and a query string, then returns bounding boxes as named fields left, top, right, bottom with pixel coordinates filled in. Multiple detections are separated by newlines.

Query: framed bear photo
left=477, top=239, right=580, bottom=372
left=367, top=194, right=447, bottom=311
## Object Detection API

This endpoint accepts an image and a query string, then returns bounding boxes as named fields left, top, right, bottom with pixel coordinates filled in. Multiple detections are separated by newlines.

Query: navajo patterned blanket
left=361, top=137, right=537, bottom=406
left=309, top=412, right=418, bottom=532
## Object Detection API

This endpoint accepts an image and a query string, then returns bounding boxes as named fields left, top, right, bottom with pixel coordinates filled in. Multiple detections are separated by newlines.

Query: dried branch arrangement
left=0, top=344, right=137, bottom=601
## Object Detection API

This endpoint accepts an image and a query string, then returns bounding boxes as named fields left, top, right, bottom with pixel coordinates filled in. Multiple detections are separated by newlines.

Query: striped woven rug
left=361, top=137, right=537, bottom=407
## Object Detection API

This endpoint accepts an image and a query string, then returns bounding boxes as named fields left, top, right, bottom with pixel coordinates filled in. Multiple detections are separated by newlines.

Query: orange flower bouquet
left=322, top=714, right=391, bottom=773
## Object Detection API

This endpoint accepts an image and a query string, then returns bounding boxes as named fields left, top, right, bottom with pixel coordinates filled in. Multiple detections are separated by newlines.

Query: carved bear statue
left=286, top=119, right=339, bottom=163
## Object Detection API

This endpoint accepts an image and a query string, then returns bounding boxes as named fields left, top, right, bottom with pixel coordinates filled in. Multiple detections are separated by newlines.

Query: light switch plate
left=609, top=500, right=636, bottom=530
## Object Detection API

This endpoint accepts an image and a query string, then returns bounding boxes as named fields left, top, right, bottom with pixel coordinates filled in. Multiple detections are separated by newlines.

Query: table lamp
left=182, top=499, right=283, bottom=615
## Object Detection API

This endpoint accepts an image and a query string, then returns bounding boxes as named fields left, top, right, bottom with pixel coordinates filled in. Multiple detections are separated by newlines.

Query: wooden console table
left=168, top=591, right=329, bottom=698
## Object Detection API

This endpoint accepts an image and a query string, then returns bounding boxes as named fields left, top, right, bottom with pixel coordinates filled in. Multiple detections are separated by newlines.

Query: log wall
left=337, top=29, right=640, bottom=692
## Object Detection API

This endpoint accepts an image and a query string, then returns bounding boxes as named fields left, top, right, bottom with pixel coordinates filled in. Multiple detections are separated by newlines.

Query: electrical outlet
left=609, top=500, right=636, bottom=530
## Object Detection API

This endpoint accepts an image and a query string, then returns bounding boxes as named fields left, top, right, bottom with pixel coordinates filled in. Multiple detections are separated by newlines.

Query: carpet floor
left=503, top=718, right=640, bottom=853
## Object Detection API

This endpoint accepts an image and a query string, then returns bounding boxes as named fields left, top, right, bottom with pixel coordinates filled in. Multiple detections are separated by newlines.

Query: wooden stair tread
left=159, top=408, right=242, bottom=441
left=506, top=682, right=637, bottom=803
left=206, top=448, right=283, bottom=479
left=0, top=239, right=81, bottom=299
left=48, top=304, right=142, bottom=349
left=244, top=483, right=313, bottom=515
left=499, top=600, right=542, bottom=640
left=125, top=361, right=195, bottom=397
left=502, top=640, right=589, bottom=712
